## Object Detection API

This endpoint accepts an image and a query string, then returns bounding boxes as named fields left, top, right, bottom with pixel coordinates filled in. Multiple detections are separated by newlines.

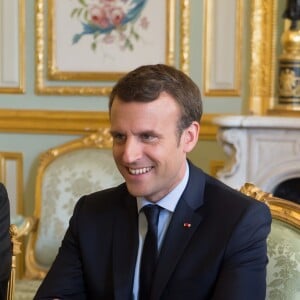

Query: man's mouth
left=128, top=167, right=153, bottom=175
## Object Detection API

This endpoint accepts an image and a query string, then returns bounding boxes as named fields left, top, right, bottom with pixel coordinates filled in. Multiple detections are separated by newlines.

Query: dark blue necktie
left=139, top=205, right=161, bottom=300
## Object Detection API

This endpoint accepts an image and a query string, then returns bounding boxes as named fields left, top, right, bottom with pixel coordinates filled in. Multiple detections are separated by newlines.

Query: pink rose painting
left=71, top=0, right=149, bottom=51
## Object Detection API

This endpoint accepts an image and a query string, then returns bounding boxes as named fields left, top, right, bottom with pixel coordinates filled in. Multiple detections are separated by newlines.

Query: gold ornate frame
left=35, top=0, right=190, bottom=95
left=249, top=0, right=300, bottom=116
left=248, top=0, right=277, bottom=115
left=0, top=0, right=25, bottom=94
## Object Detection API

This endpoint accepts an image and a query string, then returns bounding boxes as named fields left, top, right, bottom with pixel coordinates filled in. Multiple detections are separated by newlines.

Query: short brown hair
left=109, top=64, right=202, bottom=135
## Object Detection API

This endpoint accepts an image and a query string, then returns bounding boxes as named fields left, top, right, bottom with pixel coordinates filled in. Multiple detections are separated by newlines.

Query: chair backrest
left=240, top=183, right=300, bottom=300
left=25, top=129, right=124, bottom=279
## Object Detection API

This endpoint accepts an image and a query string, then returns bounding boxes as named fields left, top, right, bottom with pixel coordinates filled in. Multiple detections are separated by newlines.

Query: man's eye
left=141, top=134, right=155, bottom=141
left=112, top=134, right=125, bottom=142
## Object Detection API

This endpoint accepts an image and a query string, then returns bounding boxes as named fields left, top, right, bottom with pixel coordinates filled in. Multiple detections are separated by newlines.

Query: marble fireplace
left=213, top=115, right=300, bottom=202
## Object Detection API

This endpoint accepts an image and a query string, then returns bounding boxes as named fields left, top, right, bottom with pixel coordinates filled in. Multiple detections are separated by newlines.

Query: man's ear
left=182, top=121, right=200, bottom=153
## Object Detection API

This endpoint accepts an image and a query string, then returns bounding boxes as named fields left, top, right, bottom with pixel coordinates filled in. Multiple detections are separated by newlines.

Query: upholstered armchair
left=14, top=129, right=123, bottom=300
left=240, top=183, right=300, bottom=300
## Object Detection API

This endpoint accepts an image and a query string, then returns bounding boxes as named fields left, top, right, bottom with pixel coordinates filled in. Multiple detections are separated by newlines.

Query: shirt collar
left=137, top=161, right=189, bottom=213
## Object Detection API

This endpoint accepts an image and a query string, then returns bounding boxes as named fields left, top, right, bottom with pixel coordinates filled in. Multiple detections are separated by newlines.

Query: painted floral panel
left=53, top=0, right=168, bottom=73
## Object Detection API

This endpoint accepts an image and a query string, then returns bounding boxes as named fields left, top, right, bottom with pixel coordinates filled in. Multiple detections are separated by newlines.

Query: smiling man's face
left=110, top=92, right=198, bottom=202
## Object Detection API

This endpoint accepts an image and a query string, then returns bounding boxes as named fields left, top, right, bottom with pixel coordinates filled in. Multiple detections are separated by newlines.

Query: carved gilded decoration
left=180, top=0, right=190, bottom=75
left=7, top=224, right=22, bottom=300
left=249, top=0, right=300, bottom=115
left=0, top=110, right=110, bottom=135
left=240, top=182, right=300, bottom=228
left=248, top=0, right=277, bottom=115
left=37, top=128, right=113, bottom=175
left=0, top=110, right=218, bottom=140
left=210, top=160, right=225, bottom=178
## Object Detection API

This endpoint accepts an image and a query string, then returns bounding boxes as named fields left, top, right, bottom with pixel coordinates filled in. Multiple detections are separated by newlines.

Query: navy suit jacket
left=35, top=162, right=271, bottom=300
left=0, top=183, right=11, bottom=300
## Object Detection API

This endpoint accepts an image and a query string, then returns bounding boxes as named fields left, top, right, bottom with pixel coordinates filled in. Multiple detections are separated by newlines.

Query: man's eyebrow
left=138, top=130, right=158, bottom=135
left=109, top=129, right=161, bottom=137
left=109, top=130, right=122, bottom=135
left=139, top=130, right=163, bottom=138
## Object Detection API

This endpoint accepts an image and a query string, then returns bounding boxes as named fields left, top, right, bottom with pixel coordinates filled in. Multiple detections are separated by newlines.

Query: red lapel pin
left=183, top=222, right=192, bottom=228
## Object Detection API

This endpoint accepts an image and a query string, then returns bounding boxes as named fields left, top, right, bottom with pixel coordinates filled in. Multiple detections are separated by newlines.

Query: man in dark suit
left=0, top=183, right=11, bottom=300
left=35, top=64, right=271, bottom=300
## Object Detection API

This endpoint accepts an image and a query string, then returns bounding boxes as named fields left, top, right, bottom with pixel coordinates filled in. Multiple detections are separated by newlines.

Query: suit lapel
left=151, top=163, right=207, bottom=299
left=112, top=190, right=139, bottom=300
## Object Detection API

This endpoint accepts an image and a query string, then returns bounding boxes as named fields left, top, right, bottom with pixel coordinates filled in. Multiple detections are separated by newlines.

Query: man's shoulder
left=203, top=174, right=270, bottom=218
left=0, top=182, right=9, bottom=216
left=89, top=182, right=127, bottom=197
left=188, top=162, right=269, bottom=213
left=0, top=182, right=9, bottom=203
left=74, top=182, right=132, bottom=211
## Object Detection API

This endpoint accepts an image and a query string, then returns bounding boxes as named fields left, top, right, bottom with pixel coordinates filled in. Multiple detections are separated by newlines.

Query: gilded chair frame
left=7, top=220, right=34, bottom=300
left=6, top=225, right=21, bottom=300
left=240, top=182, right=300, bottom=229
left=25, top=129, right=115, bottom=279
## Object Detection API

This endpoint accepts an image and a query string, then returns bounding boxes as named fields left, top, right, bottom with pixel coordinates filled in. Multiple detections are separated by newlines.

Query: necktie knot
left=143, top=205, right=160, bottom=235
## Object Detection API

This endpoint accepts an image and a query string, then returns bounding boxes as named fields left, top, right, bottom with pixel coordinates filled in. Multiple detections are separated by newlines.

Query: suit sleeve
left=34, top=197, right=87, bottom=300
left=0, top=183, right=11, bottom=300
left=211, top=201, right=272, bottom=300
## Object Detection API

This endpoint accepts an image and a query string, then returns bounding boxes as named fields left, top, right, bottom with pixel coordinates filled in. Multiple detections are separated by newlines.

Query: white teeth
left=129, top=167, right=152, bottom=175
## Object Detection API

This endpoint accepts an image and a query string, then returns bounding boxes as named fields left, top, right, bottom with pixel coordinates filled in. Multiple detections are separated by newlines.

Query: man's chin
left=125, top=183, right=148, bottom=198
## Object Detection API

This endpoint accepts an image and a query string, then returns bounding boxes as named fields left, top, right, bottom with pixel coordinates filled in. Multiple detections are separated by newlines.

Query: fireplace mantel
left=213, top=115, right=300, bottom=129
left=213, top=115, right=300, bottom=192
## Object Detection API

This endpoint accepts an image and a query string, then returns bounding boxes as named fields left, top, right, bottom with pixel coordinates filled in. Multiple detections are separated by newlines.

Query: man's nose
left=122, top=137, right=142, bottom=163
